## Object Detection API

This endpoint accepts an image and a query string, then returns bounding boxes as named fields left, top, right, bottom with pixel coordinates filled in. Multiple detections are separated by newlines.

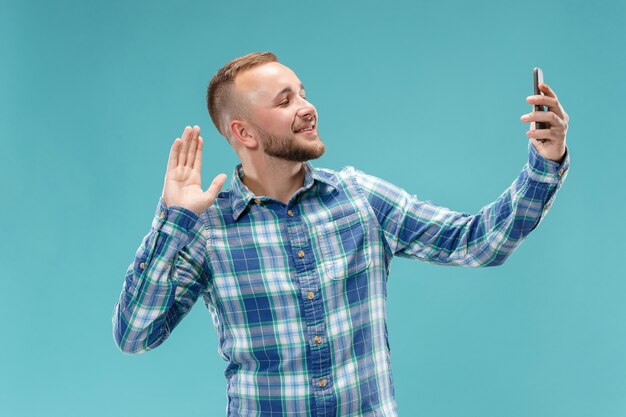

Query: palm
left=161, top=126, right=227, bottom=215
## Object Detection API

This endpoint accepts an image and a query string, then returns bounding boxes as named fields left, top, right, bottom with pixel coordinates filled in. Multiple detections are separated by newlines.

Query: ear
left=229, top=120, right=259, bottom=149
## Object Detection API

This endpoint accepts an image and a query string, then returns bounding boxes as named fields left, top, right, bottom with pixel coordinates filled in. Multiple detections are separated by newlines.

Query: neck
left=240, top=157, right=306, bottom=205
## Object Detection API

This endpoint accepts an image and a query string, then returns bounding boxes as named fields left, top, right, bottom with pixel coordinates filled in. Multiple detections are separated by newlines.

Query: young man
left=113, top=52, right=569, bottom=416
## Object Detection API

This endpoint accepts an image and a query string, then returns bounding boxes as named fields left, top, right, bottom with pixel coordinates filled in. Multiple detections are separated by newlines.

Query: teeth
left=296, top=125, right=315, bottom=133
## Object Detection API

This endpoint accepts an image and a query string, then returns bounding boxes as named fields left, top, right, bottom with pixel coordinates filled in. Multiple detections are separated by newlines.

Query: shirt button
left=306, top=291, right=315, bottom=300
left=314, top=335, right=322, bottom=344
left=287, top=209, right=294, bottom=217
left=254, top=198, right=262, bottom=205
left=558, top=167, right=567, bottom=177
left=139, top=262, right=146, bottom=269
left=318, top=378, right=327, bottom=388
left=159, top=211, right=166, bottom=219
left=297, top=250, right=305, bottom=258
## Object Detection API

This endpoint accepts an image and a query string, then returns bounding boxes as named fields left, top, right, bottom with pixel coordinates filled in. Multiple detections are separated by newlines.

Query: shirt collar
left=229, top=161, right=339, bottom=221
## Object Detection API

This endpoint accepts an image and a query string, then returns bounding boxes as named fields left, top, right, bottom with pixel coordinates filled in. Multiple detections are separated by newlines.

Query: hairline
left=207, top=52, right=280, bottom=142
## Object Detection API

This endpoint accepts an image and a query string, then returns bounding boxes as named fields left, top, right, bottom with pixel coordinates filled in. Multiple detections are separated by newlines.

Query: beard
left=256, top=125, right=326, bottom=162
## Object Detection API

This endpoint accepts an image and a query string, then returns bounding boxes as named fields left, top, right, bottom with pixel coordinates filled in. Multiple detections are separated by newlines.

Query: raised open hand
left=161, top=125, right=227, bottom=215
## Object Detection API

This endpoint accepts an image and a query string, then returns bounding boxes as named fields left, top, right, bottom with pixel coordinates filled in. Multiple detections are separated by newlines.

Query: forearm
left=464, top=161, right=562, bottom=265
left=404, top=141, right=570, bottom=266
left=355, top=141, right=570, bottom=267
left=112, top=199, right=207, bottom=354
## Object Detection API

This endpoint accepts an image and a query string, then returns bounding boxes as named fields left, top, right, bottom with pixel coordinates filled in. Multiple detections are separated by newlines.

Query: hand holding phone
left=521, top=68, right=569, bottom=163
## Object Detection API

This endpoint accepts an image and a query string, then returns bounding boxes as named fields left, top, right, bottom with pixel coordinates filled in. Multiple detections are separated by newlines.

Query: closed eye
left=277, top=93, right=306, bottom=107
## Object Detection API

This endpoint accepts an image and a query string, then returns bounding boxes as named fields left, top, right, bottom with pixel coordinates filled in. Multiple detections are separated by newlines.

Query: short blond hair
left=206, top=52, right=279, bottom=140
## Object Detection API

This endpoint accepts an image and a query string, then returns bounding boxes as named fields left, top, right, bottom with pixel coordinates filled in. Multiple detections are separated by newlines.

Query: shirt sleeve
left=112, top=197, right=209, bottom=354
left=354, top=141, right=570, bottom=267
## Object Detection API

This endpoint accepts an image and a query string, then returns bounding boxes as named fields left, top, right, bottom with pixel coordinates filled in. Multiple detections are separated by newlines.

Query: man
left=112, top=52, right=569, bottom=416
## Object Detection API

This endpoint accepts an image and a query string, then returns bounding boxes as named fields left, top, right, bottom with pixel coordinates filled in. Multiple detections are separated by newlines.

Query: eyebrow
left=273, top=83, right=305, bottom=100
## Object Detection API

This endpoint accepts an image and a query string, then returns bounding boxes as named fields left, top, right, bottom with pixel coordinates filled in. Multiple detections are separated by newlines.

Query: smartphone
left=533, top=67, right=548, bottom=130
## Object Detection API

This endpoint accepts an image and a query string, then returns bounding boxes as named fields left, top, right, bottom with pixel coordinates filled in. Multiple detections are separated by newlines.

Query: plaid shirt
left=113, top=142, right=569, bottom=416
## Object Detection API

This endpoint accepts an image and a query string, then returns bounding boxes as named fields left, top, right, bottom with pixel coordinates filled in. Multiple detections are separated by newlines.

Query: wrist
left=526, top=141, right=569, bottom=184
left=530, top=141, right=566, bottom=163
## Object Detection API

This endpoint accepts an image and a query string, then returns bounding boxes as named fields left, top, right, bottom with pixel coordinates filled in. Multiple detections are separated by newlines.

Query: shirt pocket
left=317, top=209, right=372, bottom=280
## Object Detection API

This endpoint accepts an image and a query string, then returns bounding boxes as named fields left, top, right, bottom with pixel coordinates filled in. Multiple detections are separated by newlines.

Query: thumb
left=203, top=173, right=228, bottom=205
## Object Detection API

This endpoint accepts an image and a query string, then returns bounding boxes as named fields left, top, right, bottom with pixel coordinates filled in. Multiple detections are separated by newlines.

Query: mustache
left=292, top=115, right=316, bottom=132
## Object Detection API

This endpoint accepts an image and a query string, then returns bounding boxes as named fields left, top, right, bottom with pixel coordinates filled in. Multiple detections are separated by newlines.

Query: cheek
left=274, top=112, right=297, bottom=132
left=255, top=109, right=297, bottom=132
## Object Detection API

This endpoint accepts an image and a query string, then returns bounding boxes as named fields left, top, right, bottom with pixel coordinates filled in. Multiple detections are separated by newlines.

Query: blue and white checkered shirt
left=113, top=142, right=569, bottom=416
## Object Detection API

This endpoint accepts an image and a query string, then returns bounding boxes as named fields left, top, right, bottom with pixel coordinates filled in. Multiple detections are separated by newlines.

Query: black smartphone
left=533, top=67, right=548, bottom=130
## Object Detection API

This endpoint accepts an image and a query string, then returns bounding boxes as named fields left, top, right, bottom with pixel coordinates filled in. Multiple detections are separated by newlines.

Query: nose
left=296, top=98, right=316, bottom=121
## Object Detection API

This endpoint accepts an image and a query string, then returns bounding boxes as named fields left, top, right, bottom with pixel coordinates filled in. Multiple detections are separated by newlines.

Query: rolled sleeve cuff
left=527, top=141, right=570, bottom=185
left=150, top=197, right=201, bottom=245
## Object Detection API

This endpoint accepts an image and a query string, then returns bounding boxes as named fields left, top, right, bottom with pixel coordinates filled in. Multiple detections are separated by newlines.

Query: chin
left=306, top=141, right=326, bottom=161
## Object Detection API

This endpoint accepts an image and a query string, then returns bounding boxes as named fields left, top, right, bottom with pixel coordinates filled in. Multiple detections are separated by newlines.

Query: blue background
left=1, top=0, right=625, bottom=416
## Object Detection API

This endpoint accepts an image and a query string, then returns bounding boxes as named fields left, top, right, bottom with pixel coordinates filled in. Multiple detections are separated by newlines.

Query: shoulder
left=313, top=165, right=400, bottom=200
left=313, top=165, right=372, bottom=187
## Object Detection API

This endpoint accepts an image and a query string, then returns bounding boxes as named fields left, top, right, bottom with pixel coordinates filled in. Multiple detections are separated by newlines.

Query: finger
left=204, top=173, right=228, bottom=204
left=194, top=136, right=204, bottom=172
left=525, top=128, right=556, bottom=141
left=540, top=83, right=568, bottom=122
left=520, top=111, right=566, bottom=129
left=186, top=125, right=199, bottom=168
left=168, top=138, right=181, bottom=170
left=527, top=95, right=565, bottom=120
left=539, top=82, right=558, bottom=100
left=179, top=126, right=192, bottom=166
left=527, top=94, right=558, bottom=108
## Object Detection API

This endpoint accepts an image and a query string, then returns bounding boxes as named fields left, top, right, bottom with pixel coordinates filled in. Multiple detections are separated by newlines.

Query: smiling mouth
left=294, top=122, right=316, bottom=134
